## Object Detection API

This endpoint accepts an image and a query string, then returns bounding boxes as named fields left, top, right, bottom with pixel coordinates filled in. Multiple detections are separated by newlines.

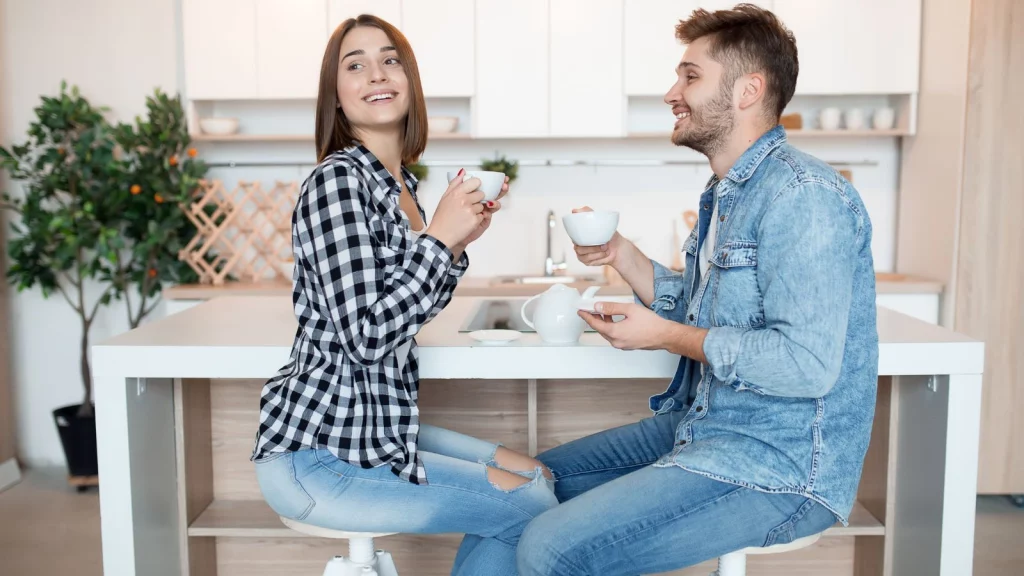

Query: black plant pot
left=53, top=404, right=98, bottom=482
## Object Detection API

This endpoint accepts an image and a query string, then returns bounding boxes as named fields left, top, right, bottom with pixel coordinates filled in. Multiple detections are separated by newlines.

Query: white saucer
left=468, top=329, right=522, bottom=345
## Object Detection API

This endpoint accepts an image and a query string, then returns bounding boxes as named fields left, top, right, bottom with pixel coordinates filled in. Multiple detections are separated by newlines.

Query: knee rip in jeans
left=481, top=447, right=556, bottom=485
left=486, top=466, right=547, bottom=494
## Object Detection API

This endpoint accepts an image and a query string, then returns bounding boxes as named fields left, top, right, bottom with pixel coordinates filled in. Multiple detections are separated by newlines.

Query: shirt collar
left=342, top=143, right=418, bottom=195
left=724, top=124, right=787, bottom=184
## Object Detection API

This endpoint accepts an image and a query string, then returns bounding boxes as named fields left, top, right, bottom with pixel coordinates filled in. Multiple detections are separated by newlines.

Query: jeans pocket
left=255, top=452, right=316, bottom=521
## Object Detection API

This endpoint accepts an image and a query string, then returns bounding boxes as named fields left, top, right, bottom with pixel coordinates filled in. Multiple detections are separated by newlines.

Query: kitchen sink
left=490, top=275, right=604, bottom=285
left=459, top=299, right=596, bottom=333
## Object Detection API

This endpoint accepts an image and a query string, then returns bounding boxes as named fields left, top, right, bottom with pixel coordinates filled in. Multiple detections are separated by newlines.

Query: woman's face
left=336, top=26, right=410, bottom=133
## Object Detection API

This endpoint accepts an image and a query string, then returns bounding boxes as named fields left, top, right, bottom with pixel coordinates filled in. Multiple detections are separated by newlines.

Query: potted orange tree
left=0, top=83, right=205, bottom=488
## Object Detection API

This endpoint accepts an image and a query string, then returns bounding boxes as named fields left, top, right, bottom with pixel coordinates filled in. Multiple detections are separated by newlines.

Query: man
left=516, top=5, right=879, bottom=575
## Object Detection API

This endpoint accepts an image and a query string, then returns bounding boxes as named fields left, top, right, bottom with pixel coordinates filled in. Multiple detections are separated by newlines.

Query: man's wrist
left=660, top=321, right=708, bottom=363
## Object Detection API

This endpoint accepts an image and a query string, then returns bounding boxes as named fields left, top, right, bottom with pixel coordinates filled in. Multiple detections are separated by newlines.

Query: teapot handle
left=521, top=294, right=541, bottom=330
left=581, top=286, right=601, bottom=300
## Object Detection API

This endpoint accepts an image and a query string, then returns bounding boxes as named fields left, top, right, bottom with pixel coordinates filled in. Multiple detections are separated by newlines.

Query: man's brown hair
left=676, top=3, right=798, bottom=120
left=315, top=14, right=428, bottom=164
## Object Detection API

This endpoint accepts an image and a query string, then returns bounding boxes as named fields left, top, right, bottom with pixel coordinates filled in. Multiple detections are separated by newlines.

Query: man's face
left=664, top=37, right=735, bottom=157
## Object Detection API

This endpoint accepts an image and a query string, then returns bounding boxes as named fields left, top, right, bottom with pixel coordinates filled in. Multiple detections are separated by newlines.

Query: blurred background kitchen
left=0, top=0, right=1021, bottom=574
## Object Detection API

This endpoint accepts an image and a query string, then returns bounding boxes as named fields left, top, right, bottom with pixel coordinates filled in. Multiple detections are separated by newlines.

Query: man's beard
left=671, top=85, right=734, bottom=157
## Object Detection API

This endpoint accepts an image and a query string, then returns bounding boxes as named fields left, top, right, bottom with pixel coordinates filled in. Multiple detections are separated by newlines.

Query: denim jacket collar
left=724, top=125, right=787, bottom=184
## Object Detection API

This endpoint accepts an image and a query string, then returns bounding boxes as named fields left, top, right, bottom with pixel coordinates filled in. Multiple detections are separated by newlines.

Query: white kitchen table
left=92, top=296, right=984, bottom=576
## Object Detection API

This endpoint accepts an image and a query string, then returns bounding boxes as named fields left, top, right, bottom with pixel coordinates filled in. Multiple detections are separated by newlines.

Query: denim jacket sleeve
left=636, top=259, right=690, bottom=324
left=702, top=180, right=862, bottom=398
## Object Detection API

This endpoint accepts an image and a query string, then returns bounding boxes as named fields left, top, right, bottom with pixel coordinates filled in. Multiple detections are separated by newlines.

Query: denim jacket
left=645, top=126, right=879, bottom=524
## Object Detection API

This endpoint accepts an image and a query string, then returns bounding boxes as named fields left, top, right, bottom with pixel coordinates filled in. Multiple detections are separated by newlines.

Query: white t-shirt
left=699, top=195, right=719, bottom=281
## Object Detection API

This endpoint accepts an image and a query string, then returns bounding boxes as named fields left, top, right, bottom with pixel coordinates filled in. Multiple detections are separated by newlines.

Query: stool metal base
left=322, top=550, right=399, bottom=576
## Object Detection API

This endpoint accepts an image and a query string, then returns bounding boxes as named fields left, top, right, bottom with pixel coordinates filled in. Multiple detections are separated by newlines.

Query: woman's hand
left=457, top=175, right=509, bottom=248
left=425, top=168, right=486, bottom=249
left=571, top=206, right=633, bottom=270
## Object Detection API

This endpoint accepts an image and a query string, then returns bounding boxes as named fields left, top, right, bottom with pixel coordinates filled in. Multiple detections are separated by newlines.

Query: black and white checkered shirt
left=251, top=144, right=468, bottom=484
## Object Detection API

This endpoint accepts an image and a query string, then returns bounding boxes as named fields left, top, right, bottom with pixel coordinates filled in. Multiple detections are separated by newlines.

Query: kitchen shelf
left=191, top=132, right=472, bottom=142
left=628, top=129, right=910, bottom=138
left=188, top=498, right=885, bottom=538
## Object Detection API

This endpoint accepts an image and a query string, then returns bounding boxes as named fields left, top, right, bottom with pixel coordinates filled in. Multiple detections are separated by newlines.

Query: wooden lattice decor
left=179, top=179, right=298, bottom=285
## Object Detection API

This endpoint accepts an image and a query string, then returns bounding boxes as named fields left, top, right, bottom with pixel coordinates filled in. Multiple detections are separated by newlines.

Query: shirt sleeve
left=299, top=161, right=458, bottom=366
left=702, top=180, right=863, bottom=398
left=426, top=250, right=470, bottom=321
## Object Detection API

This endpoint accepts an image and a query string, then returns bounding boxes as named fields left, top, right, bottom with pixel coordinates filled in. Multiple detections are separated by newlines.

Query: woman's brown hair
left=315, top=15, right=428, bottom=164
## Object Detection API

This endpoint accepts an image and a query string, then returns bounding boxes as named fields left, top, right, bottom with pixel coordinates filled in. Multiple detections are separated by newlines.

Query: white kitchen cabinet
left=773, top=0, right=921, bottom=94
left=624, top=0, right=779, bottom=97
left=697, top=0, right=773, bottom=11
left=474, top=0, right=549, bottom=137
left=255, top=0, right=327, bottom=99
left=624, top=0, right=693, bottom=97
left=550, top=0, right=625, bottom=136
left=327, top=0, right=402, bottom=33
left=402, top=0, right=475, bottom=97
left=182, top=0, right=258, bottom=99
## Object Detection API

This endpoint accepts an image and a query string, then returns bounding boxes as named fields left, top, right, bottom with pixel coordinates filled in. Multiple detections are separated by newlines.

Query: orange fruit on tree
left=187, top=148, right=198, bottom=158
left=154, top=194, right=164, bottom=204
left=130, top=184, right=141, bottom=195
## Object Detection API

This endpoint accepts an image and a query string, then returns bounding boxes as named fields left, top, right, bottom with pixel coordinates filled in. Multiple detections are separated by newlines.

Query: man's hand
left=579, top=302, right=670, bottom=351
left=580, top=301, right=708, bottom=362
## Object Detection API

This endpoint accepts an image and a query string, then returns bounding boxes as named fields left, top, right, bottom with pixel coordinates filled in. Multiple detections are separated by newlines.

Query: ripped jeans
left=254, top=425, right=558, bottom=576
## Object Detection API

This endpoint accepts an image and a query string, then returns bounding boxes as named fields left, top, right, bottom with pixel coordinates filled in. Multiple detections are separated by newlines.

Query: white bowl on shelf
left=562, top=211, right=620, bottom=246
left=428, top=116, right=459, bottom=133
left=199, top=117, right=239, bottom=135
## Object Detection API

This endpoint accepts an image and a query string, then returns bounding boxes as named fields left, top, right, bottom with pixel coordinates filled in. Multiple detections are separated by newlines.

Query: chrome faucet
left=544, top=210, right=568, bottom=276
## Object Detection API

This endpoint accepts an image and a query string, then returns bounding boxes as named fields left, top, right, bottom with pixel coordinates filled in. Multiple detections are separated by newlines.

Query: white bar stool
left=711, top=533, right=821, bottom=576
left=280, top=516, right=400, bottom=576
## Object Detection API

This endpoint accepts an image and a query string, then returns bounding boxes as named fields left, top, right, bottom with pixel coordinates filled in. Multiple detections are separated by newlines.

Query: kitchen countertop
left=162, top=272, right=944, bottom=301
left=98, top=294, right=980, bottom=380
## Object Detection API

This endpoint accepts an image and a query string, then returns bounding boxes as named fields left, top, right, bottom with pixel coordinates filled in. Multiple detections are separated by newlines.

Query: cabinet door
left=773, top=0, right=921, bottom=94
left=474, top=0, right=549, bottom=137
left=182, top=0, right=258, bottom=99
left=697, top=0, right=773, bottom=11
left=327, top=0, right=402, bottom=34
left=255, top=0, right=327, bottom=99
left=624, top=0, right=696, bottom=97
left=402, top=0, right=475, bottom=97
left=550, top=0, right=624, bottom=136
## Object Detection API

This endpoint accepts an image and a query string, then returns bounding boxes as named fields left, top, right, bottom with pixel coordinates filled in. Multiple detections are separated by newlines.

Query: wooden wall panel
left=0, top=219, right=13, bottom=465
left=957, top=0, right=1024, bottom=494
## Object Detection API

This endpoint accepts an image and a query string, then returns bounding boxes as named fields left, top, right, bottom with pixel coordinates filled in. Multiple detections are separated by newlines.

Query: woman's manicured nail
left=486, top=201, right=495, bottom=208
left=458, top=168, right=465, bottom=176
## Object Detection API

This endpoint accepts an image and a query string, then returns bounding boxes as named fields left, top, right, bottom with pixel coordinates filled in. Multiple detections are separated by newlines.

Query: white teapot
left=521, top=284, right=601, bottom=344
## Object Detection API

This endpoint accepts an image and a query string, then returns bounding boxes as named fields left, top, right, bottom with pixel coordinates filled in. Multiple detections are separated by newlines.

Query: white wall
left=198, top=135, right=899, bottom=279
left=0, top=0, right=179, bottom=466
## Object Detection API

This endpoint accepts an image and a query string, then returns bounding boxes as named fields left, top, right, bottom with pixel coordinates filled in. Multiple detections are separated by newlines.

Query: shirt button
left=695, top=406, right=704, bottom=413
left=676, top=439, right=687, bottom=446
left=689, top=314, right=695, bottom=322
left=703, top=204, right=710, bottom=210
left=721, top=251, right=728, bottom=259
left=719, top=214, right=726, bottom=222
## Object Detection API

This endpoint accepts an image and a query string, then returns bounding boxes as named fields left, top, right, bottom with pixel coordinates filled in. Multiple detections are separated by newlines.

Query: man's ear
left=737, top=73, right=767, bottom=111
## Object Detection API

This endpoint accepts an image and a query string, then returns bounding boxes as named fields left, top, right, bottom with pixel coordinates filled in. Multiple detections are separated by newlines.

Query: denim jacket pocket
left=709, top=242, right=765, bottom=328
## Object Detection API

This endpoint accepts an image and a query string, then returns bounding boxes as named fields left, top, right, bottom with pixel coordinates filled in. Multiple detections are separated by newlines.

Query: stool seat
left=737, top=533, right=821, bottom=555
left=712, top=533, right=821, bottom=576
left=279, top=516, right=396, bottom=540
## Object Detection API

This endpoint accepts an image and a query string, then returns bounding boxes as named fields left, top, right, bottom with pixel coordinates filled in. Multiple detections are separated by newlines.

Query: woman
left=250, top=14, right=556, bottom=576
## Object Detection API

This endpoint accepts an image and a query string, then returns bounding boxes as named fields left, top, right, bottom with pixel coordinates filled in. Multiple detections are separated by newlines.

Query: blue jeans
left=255, top=425, right=558, bottom=576
left=517, top=410, right=838, bottom=575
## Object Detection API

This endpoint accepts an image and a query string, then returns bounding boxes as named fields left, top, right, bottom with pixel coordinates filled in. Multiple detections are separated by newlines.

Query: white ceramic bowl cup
left=446, top=170, right=505, bottom=202
left=562, top=211, right=620, bottom=246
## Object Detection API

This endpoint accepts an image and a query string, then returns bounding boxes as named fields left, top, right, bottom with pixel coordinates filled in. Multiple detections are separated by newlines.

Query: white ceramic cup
left=820, top=108, right=841, bottom=130
left=873, top=107, right=896, bottom=130
left=845, top=108, right=866, bottom=130
left=562, top=211, right=620, bottom=246
left=446, top=170, right=504, bottom=202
